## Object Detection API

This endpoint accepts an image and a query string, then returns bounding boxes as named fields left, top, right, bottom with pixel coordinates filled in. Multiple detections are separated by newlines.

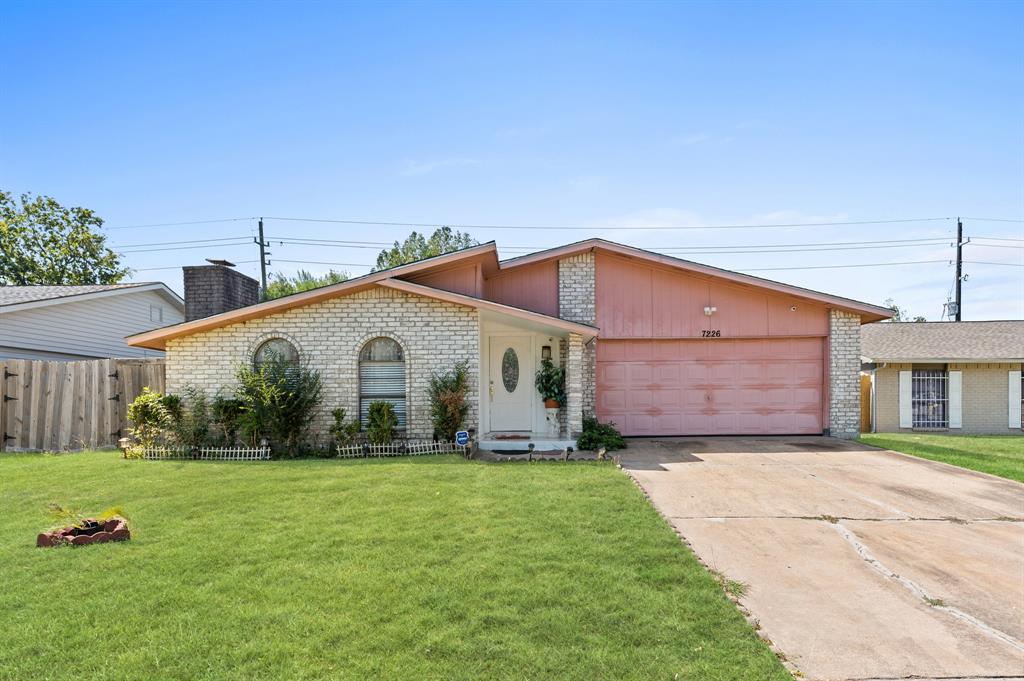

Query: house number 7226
left=701, top=329, right=721, bottom=338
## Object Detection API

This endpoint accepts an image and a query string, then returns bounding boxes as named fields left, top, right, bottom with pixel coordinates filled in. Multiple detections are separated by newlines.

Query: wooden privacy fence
left=860, top=373, right=872, bottom=433
left=0, top=358, right=165, bottom=452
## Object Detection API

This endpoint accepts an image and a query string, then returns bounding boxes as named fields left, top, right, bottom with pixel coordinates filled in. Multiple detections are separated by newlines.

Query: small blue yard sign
left=455, top=430, right=470, bottom=446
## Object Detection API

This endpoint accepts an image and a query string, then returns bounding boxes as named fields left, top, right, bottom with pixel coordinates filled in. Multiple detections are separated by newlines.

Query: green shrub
left=160, top=393, right=182, bottom=422
left=535, top=357, right=566, bottom=405
left=210, top=393, right=245, bottom=446
left=330, top=408, right=360, bottom=449
left=171, top=385, right=211, bottom=450
left=427, top=360, right=470, bottom=441
left=234, top=351, right=323, bottom=456
left=126, top=387, right=174, bottom=452
left=576, top=416, right=626, bottom=452
left=366, top=401, right=398, bottom=445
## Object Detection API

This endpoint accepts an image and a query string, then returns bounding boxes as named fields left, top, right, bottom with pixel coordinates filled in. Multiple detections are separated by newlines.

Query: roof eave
left=379, top=279, right=598, bottom=340
left=863, top=356, right=1024, bottom=364
left=126, top=243, right=501, bottom=350
left=499, top=239, right=894, bottom=321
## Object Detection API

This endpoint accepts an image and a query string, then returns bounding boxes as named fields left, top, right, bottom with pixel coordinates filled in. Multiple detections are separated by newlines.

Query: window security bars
left=911, top=370, right=948, bottom=428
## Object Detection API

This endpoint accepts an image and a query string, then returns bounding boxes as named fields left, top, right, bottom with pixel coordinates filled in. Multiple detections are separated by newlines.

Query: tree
left=883, top=298, right=927, bottom=322
left=374, top=226, right=478, bottom=271
left=263, top=269, right=349, bottom=300
left=0, top=191, right=129, bottom=285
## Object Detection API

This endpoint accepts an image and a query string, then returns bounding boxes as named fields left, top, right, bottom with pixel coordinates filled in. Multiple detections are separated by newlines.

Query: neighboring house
left=127, top=239, right=892, bottom=445
left=862, top=320, right=1024, bottom=435
left=0, top=283, right=184, bottom=360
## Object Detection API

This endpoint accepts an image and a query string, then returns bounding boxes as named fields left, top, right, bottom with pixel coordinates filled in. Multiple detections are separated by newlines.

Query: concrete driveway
left=622, top=437, right=1024, bottom=681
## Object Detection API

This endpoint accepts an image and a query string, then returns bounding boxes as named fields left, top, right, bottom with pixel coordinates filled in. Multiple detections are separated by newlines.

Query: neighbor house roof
left=0, top=283, right=184, bottom=312
left=500, top=238, right=893, bottom=322
left=861, top=320, right=1024, bottom=362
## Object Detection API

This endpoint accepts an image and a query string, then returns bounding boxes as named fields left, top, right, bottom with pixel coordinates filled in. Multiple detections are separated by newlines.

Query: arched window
left=359, top=337, right=406, bottom=430
left=253, top=337, right=300, bottom=370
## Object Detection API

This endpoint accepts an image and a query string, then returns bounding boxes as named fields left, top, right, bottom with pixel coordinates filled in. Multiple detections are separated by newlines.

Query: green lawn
left=859, top=433, right=1024, bottom=482
left=0, top=452, right=787, bottom=681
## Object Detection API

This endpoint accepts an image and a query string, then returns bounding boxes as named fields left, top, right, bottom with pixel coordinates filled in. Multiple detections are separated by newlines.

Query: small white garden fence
left=136, top=446, right=272, bottom=461
left=336, top=440, right=467, bottom=458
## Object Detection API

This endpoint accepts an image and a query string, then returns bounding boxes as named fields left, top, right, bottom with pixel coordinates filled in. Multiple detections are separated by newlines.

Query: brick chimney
left=183, top=260, right=260, bottom=321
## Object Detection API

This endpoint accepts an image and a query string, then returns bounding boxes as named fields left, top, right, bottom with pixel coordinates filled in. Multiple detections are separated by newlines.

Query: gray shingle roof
left=0, top=284, right=152, bottom=307
left=861, top=321, right=1024, bottom=361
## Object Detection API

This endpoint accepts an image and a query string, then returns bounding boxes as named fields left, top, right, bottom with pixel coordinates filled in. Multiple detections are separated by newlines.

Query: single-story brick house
left=127, top=240, right=891, bottom=446
left=861, top=320, right=1024, bottom=435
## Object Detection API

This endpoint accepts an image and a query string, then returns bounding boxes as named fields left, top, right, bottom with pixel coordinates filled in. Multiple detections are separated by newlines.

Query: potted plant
left=535, top=357, right=566, bottom=408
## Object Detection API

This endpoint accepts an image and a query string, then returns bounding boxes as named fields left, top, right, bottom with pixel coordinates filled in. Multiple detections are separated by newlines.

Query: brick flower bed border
left=37, top=517, right=131, bottom=548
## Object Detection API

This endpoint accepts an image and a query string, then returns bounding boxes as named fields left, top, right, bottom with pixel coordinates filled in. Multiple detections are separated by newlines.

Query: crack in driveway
left=831, top=522, right=1024, bottom=655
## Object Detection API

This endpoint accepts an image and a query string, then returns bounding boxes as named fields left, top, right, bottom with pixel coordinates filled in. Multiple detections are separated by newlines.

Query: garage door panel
left=597, top=338, right=824, bottom=436
left=599, top=388, right=628, bottom=411
left=598, top=363, right=628, bottom=384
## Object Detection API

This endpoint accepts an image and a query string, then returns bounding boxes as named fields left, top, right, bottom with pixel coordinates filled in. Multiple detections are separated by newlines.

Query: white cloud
left=669, top=133, right=734, bottom=146
left=398, top=157, right=479, bottom=176
left=670, top=133, right=711, bottom=146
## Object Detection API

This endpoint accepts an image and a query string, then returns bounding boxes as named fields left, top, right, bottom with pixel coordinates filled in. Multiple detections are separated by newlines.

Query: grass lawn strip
left=0, top=452, right=789, bottom=680
left=859, top=433, right=1024, bottom=482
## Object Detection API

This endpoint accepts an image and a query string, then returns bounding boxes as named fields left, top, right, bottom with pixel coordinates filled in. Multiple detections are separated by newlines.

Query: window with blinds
left=911, top=369, right=948, bottom=428
left=359, top=337, right=406, bottom=430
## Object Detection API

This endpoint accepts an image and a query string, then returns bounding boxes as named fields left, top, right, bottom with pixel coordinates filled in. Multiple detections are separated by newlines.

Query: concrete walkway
left=622, top=437, right=1024, bottom=681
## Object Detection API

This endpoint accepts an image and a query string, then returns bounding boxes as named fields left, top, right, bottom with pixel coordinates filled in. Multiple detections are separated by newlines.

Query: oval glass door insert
left=501, top=347, right=519, bottom=393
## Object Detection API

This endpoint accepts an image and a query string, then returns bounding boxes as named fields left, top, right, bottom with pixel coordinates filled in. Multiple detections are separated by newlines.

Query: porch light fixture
left=703, top=306, right=717, bottom=316
left=541, top=345, right=552, bottom=360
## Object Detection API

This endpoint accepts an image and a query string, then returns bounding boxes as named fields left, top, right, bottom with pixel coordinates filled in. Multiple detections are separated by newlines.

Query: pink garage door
left=596, top=338, right=824, bottom=436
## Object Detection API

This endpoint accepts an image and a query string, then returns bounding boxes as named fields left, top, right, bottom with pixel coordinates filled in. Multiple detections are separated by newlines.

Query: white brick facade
left=828, top=309, right=862, bottom=439
left=166, top=287, right=479, bottom=443
left=566, top=333, right=585, bottom=436
left=558, top=253, right=597, bottom=420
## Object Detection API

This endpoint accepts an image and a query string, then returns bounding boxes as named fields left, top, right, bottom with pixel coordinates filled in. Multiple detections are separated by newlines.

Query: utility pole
left=256, top=217, right=270, bottom=294
left=954, top=217, right=963, bottom=321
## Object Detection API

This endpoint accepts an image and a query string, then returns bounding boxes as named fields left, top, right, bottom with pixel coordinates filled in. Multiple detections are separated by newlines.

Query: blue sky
left=2, top=1, right=1021, bottom=319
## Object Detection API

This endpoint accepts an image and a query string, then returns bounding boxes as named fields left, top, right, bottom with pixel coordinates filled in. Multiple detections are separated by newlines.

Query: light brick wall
left=566, top=333, right=585, bottom=436
left=558, top=253, right=597, bottom=419
left=828, top=309, right=861, bottom=439
left=165, top=287, right=479, bottom=442
left=874, top=362, right=1022, bottom=435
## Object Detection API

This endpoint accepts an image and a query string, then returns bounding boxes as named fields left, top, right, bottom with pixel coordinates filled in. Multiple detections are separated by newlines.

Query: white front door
left=489, top=336, right=534, bottom=432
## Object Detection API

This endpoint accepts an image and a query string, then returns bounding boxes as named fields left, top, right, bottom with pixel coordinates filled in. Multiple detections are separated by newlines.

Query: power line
left=125, top=255, right=1022, bottom=274
left=506, top=242, right=953, bottom=256
left=268, top=257, right=1021, bottom=272
left=117, top=242, right=253, bottom=254
left=742, top=259, right=953, bottom=272
left=105, top=217, right=254, bottom=230
left=963, top=260, right=1024, bottom=267
left=966, top=243, right=1024, bottom=249
left=272, top=259, right=372, bottom=268
left=269, top=235, right=954, bottom=255
left=961, top=216, right=1024, bottom=223
left=110, top=235, right=252, bottom=248
left=262, top=215, right=955, bottom=231
left=132, top=259, right=260, bottom=272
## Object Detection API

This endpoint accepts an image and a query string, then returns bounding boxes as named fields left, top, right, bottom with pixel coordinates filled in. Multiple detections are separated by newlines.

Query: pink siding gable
left=596, top=252, right=828, bottom=339
left=483, top=260, right=559, bottom=317
left=403, top=262, right=483, bottom=298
